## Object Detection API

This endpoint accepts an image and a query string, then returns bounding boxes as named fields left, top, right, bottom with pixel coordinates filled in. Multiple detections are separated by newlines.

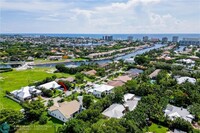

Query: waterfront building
left=179, top=38, right=200, bottom=45
left=172, top=36, right=178, bottom=42
left=103, top=35, right=113, bottom=41
left=162, top=37, right=168, bottom=43
left=151, top=38, right=159, bottom=43
left=127, top=36, right=133, bottom=41
left=143, top=36, right=148, bottom=42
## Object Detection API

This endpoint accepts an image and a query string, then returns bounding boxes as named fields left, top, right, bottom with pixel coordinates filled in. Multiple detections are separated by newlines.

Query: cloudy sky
left=0, top=0, right=200, bottom=33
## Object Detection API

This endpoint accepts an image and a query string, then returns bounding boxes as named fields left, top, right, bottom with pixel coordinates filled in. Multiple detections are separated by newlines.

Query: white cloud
left=0, top=0, right=70, bottom=13
left=0, top=0, right=199, bottom=33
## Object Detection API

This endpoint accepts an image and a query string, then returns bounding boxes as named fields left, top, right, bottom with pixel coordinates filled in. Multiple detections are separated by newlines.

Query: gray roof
left=174, top=129, right=187, bottom=133
left=102, top=103, right=125, bottom=118
left=126, top=68, right=143, bottom=76
left=124, top=96, right=141, bottom=111
left=164, top=104, right=194, bottom=123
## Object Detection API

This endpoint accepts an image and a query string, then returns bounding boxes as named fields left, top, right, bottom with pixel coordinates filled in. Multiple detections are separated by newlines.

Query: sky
left=0, top=0, right=200, bottom=34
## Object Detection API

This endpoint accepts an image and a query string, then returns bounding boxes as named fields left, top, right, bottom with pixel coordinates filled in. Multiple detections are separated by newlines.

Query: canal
left=34, top=44, right=166, bottom=67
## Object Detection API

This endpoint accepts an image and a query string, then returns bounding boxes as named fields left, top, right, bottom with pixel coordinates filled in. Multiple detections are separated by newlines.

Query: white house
left=176, top=76, right=196, bottom=84
left=38, top=81, right=61, bottom=90
left=164, top=104, right=194, bottom=123
left=102, top=103, right=125, bottom=119
left=91, top=84, right=114, bottom=98
left=177, top=59, right=195, bottom=64
left=123, top=93, right=141, bottom=111
left=48, top=100, right=81, bottom=122
left=11, top=86, right=41, bottom=102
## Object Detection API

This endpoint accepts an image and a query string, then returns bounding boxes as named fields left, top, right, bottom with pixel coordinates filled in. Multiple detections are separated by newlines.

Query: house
left=173, top=129, right=187, bottom=133
left=113, top=75, right=132, bottom=83
left=107, top=75, right=132, bottom=87
left=99, top=63, right=110, bottom=69
left=107, top=80, right=124, bottom=87
left=125, top=68, right=143, bottom=77
left=48, top=56, right=63, bottom=61
left=11, top=86, right=41, bottom=102
left=48, top=100, right=81, bottom=122
left=66, top=65, right=78, bottom=68
left=123, top=93, right=141, bottom=111
left=91, top=84, right=114, bottom=98
left=55, top=77, right=75, bottom=83
left=82, top=69, right=97, bottom=76
left=164, top=104, right=194, bottom=123
left=177, top=59, right=195, bottom=64
left=38, top=81, right=61, bottom=90
left=27, top=56, right=34, bottom=61
left=102, top=103, right=125, bottom=118
left=149, top=69, right=161, bottom=79
left=125, top=58, right=135, bottom=63
left=176, top=76, right=196, bottom=84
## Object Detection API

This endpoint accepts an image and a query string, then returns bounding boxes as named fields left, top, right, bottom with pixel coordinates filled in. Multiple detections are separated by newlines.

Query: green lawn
left=145, top=123, right=168, bottom=133
left=34, top=59, right=67, bottom=64
left=16, top=117, right=63, bottom=133
left=0, top=67, right=74, bottom=110
left=72, top=58, right=87, bottom=61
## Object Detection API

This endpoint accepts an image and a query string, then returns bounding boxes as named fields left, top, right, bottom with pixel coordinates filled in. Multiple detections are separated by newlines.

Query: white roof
left=102, top=104, right=125, bottom=118
left=164, top=104, right=194, bottom=123
left=124, top=93, right=135, bottom=102
left=123, top=95, right=141, bottom=111
left=178, top=59, right=195, bottom=64
left=39, top=81, right=61, bottom=90
left=11, top=86, right=41, bottom=99
left=176, top=76, right=196, bottom=84
left=93, top=84, right=114, bottom=93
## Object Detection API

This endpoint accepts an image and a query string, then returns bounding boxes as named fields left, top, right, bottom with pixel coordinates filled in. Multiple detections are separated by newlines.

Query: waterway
left=174, top=46, right=186, bottom=52
left=35, top=44, right=166, bottom=67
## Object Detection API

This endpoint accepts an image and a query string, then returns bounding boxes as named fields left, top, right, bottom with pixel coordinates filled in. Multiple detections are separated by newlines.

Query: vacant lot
left=0, top=67, right=73, bottom=110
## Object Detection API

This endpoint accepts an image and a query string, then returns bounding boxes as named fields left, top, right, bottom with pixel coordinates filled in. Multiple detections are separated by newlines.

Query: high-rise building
left=172, top=36, right=178, bottom=42
left=127, top=36, right=133, bottom=41
left=143, top=36, right=148, bottom=42
left=162, top=37, right=168, bottom=42
left=179, top=38, right=200, bottom=45
left=103, top=35, right=113, bottom=41
left=151, top=38, right=159, bottom=42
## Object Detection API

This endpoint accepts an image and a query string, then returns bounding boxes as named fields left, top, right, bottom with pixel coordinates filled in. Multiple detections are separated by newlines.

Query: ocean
left=2, top=33, right=200, bottom=41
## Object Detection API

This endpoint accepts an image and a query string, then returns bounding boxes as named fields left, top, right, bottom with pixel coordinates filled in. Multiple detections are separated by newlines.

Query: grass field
left=0, top=67, right=74, bottom=110
left=16, top=117, right=64, bottom=133
left=144, top=123, right=168, bottom=133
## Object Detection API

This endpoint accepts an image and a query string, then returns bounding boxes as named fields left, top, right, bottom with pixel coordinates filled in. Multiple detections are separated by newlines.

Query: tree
left=90, top=118, right=126, bottom=133
left=189, top=103, right=200, bottom=122
left=39, top=113, right=48, bottom=125
left=76, top=109, right=102, bottom=123
left=113, top=86, right=125, bottom=103
left=0, top=109, right=24, bottom=126
left=47, top=99, right=54, bottom=107
left=120, top=119, right=142, bottom=133
left=22, top=100, right=46, bottom=120
left=125, top=80, right=138, bottom=93
left=134, top=55, right=149, bottom=65
left=170, top=118, right=192, bottom=132
left=83, top=95, right=93, bottom=109
left=57, top=119, right=87, bottom=133
left=42, top=88, right=53, bottom=97
left=75, top=73, right=84, bottom=84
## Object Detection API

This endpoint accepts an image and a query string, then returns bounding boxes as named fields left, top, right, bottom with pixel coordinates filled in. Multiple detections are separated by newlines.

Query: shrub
left=39, top=113, right=48, bottom=125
